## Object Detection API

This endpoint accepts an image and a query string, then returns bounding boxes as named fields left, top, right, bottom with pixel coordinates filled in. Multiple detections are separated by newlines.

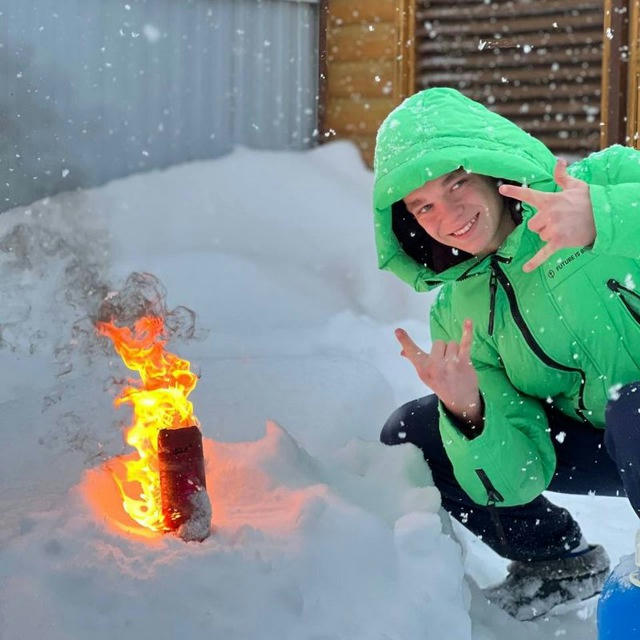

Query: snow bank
left=1, top=422, right=470, bottom=640
left=0, top=142, right=468, bottom=640
left=0, top=142, right=636, bottom=640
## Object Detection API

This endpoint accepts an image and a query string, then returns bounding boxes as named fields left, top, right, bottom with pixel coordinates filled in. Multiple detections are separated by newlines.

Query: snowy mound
left=2, top=420, right=464, bottom=640
left=0, top=143, right=635, bottom=639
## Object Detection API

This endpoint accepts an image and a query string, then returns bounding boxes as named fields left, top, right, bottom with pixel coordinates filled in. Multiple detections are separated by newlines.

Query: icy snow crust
left=0, top=143, right=637, bottom=639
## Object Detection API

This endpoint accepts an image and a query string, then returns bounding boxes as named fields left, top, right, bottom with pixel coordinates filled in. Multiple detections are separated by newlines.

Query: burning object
left=158, top=425, right=210, bottom=540
left=97, top=316, right=211, bottom=541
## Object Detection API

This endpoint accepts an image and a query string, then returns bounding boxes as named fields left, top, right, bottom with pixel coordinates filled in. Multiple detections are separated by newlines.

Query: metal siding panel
left=210, top=1, right=234, bottom=154
left=232, top=0, right=246, bottom=145
left=144, top=3, right=165, bottom=169
left=296, top=4, right=308, bottom=148
left=259, top=0, right=276, bottom=148
left=273, top=3, right=287, bottom=148
left=157, top=1, right=176, bottom=170
left=256, top=0, right=268, bottom=147
left=284, top=3, right=297, bottom=148
left=191, top=4, right=205, bottom=159
left=0, top=0, right=318, bottom=212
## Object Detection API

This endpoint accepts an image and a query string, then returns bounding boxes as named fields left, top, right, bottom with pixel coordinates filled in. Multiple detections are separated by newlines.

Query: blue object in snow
left=597, top=553, right=640, bottom=639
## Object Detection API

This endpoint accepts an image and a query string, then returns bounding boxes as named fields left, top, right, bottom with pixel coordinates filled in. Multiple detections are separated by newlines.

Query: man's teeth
left=451, top=212, right=479, bottom=237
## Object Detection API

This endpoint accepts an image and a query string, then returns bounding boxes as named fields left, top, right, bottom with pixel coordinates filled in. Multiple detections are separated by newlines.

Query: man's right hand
left=394, top=319, right=482, bottom=426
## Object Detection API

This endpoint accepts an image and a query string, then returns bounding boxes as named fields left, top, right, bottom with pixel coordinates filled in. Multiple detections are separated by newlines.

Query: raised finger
left=395, top=328, right=428, bottom=359
left=553, top=157, right=583, bottom=190
left=459, top=318, right=474, bottom=358
left=527, top=211, right=549, bottom=234
left=523, top=243, right=556, bottom=273
left=394, top=328, right=416, bottom=356
left=498, top=184, right=546, bottom=209
left=444, top=341, right=460, bottom=362
left=430, top=340, right=446, bottom=362
left=538, top=226, right=553, bottom=243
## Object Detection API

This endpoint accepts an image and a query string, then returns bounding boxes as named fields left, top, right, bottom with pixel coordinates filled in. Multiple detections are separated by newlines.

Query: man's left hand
left=498, top=157, right=596, bottom=273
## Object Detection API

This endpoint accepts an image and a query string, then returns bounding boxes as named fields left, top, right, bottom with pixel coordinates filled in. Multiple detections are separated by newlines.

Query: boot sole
left=520, top=590, right=601, bottom=621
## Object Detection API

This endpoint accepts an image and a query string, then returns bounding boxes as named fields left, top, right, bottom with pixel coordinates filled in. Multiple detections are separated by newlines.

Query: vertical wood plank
left=318, top=0, right=330, bottom=140
left=627, top=0, right=640, bottom=148
left=394, top=0, right=416, bottom=103
left=601, top=0, right=629, bottom=149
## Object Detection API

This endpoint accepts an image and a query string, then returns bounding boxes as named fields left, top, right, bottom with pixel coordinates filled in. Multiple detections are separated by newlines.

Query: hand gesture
left=498, top=157, right=596, bottom=273
left=395, top=319, right=481, bottom=425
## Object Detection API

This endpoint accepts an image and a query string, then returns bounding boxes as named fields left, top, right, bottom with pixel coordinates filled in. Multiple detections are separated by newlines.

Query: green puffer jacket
left=373, top=87, right=640, bottom=508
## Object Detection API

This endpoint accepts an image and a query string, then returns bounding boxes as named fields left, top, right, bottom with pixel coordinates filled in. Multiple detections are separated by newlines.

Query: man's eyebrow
left=441, top=168, right=466, bottom=186
left=405, top=169, right=466, bottom=208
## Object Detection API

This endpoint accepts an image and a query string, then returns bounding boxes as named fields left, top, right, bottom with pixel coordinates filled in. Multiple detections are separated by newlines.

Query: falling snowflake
left=624, top=273, right=636, bottom=290
left=609, top=383, right=623, bottom=401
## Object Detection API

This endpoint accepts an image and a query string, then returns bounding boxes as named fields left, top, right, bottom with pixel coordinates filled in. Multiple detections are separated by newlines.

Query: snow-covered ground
left=0, top=142, right=636, bottom=639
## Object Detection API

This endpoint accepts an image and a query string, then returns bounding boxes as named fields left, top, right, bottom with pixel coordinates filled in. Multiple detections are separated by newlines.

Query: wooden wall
left=318, top=0, right=415, bottom=167
left=414, top=0, right=605, bottom=157
left=319, top=0, right=639, bottom=164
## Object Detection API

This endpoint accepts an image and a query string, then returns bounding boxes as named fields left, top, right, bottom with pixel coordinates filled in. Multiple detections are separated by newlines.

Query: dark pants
left=380, top=382, right=640, bottom=562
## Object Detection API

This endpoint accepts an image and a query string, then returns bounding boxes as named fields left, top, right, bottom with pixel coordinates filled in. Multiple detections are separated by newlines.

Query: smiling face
left=402, top=169, right=516, bottom=257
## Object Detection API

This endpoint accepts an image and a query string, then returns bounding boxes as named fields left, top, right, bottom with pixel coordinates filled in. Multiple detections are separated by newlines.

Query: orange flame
left=96, top=316, right=199, bottom=532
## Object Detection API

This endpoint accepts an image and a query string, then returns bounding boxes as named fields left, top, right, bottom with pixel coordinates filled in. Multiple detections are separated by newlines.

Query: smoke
left=95, top=272, right=199, bottom=341
left=0, top=191, right=109, bottom=356
left=0, top=194, right=206, bottom=468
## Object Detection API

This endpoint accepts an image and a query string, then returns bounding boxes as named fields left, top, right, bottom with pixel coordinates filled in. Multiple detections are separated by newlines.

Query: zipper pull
left=488, top=268, right=498, bottom=336
left=608, top=278, right=640, bottom=301
left=475, top=469, right=505, bottom=503
left=475, top=468, right=508, bottom=550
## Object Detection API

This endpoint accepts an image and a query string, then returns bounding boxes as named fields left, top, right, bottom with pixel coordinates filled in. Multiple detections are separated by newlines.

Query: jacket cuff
left=439, top=395, right=485, bottom=440
left=588, top=184, right=614, bottom=255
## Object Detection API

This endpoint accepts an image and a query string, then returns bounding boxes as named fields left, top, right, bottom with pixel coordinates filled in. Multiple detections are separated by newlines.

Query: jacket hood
left=373, top=87, right=559, bottom=292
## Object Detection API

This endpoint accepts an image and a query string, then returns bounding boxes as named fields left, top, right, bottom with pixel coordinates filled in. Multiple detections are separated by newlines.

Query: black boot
left=484, top=544, right=610, bottom=620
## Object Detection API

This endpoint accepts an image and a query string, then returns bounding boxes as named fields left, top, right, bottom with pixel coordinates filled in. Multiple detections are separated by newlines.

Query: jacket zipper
left=489, top=256, right=591, bottom=424
left=488, top=269, right=498, bottom=335
left=607, top=279, right=640, bottom=324
left=487, top=255, right=511, bottom=336
left=475, top=469, right=508, bottom=552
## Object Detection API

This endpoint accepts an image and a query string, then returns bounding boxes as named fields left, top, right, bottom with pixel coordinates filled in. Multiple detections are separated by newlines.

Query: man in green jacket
left=375, top=87, right=640, bottom=620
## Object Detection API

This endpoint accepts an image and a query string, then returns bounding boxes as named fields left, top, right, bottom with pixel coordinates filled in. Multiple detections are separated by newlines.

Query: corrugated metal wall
left=0, top=0, right=319, bottom=212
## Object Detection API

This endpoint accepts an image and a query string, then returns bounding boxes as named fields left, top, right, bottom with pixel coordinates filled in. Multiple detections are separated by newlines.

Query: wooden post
left=627, top=0, right=640, bottom=148
left=601, top=0, right=629, bottom=149
left=317, top=0, right=330, bottom=142
left=394, top=0, right=416, bottom=104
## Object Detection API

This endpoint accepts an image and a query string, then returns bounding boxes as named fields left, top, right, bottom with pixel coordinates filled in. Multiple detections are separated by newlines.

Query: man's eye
left=452, top=179, right=466, bottom=190
left=416, top=204, right=431, bottom=216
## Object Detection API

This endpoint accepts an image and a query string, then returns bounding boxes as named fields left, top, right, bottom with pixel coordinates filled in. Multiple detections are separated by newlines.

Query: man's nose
left=441, top=198, right=465, bottom=218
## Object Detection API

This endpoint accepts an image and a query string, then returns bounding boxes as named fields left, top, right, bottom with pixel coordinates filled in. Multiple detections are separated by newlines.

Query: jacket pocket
left=607, top=278, right=640, bottom=325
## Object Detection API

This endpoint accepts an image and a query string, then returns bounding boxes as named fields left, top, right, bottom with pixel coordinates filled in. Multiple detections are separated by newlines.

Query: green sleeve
left=430, top=309, right=557, bottom=507
left=573, top=144, right=640, bottom=259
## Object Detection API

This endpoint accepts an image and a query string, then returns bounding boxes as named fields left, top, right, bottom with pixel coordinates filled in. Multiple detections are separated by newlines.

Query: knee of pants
left=379, top=395, right=439, bottom=447
left=604, top=381, right=640, bottom=453
left=605, top=382, right=640, bottom=429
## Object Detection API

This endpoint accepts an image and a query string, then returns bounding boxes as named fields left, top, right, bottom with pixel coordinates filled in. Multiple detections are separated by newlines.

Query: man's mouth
left=450, top=212, right=480, bottom=238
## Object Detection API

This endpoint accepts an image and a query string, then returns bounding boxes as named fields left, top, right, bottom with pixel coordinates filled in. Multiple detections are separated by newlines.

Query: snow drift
left=0, top=142, right=635, bottom=639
